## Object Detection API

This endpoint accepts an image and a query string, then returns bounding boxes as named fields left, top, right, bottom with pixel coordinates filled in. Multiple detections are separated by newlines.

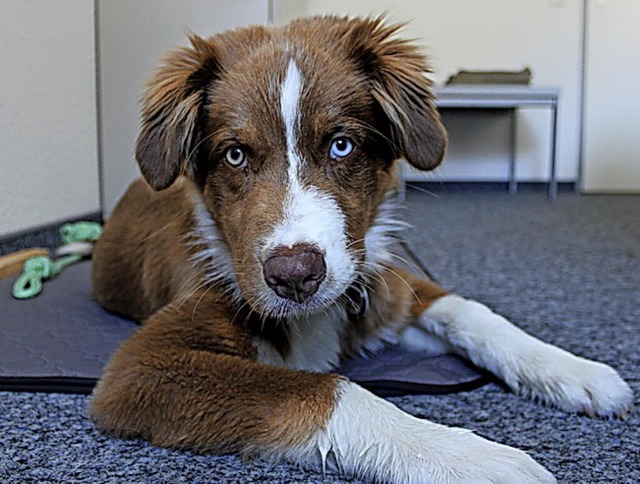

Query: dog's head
left=135, top=16, right=446, bottom=319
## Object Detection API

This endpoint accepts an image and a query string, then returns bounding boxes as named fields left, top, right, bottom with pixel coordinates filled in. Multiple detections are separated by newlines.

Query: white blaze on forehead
left=259, top=58, right=355, bottom=306
left=280, top=59, right=303, bottom=185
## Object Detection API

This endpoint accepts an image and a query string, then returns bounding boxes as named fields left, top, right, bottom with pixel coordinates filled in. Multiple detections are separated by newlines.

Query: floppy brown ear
left=344, top=17, right=447, bottom=171
left=135, top=35, right=220, bottom=190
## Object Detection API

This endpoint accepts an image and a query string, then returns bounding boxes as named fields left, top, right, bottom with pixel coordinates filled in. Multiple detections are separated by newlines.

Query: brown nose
left=263, top=244, right=326, bottom=303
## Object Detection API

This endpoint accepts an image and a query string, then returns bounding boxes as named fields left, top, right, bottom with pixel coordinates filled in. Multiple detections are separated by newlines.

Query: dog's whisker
left=383, top=266, right=421, bottom=304
left=182, top=127, right=228, bottom=172
left=190, top=284, right=218, bottom=321
left=141, top=217, right=181, bottom=243
left=405, top=182, right=441, bottom=199
left=342, top=116, right=400, bottom=153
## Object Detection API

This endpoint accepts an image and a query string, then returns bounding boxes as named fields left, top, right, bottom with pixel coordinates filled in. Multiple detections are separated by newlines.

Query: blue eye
left=329, top=137, right=355, bottom=160
left=225, top=146, right=246, bottom=167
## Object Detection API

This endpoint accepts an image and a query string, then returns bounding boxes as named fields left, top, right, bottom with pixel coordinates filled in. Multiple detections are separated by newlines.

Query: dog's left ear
left=344, top=17, right=447, bottom=171
left=135, top=35, right=220, bottom=191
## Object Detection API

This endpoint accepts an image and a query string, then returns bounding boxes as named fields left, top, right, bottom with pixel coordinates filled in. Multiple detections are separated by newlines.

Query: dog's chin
left=250, top=281, right=354, bottom=321
left=259, top=292, right=342, bottom=320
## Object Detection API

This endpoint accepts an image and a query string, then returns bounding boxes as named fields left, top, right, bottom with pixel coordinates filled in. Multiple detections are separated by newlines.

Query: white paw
left=304, top=382, right=556, bottom=483
left=422, top=295, right=634, bottom=419
left=426, top=430, right=557, bottom=484
left=512, top=345, right=634, bottom=418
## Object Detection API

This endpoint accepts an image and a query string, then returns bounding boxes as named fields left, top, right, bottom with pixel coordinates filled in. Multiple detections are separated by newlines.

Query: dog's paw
left=316, top=420, right=556, bottom=484
left=513, top=345, right=634, bottom=419
left=418, top=429, right=557, bottom=484
left=371, top=425, right=557, bottom=483
left=310, top=382, right=555, bottom=483
left=421, top=295, right=633, bottom=418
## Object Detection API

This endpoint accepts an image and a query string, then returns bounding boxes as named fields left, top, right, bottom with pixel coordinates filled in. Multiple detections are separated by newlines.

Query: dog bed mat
left=0, top=260, right=488, bottom=396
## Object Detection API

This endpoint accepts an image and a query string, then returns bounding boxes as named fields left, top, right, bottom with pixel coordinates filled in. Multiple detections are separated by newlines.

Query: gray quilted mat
left=0, top=262, right=137, bottom=393
left=0, top=260, right=487, bottom=395
left=338, top=349, right=488, bottom=396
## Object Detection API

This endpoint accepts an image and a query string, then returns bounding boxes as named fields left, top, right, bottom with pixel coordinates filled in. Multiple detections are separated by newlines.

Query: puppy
left=90, top=16, right=632, bottom=483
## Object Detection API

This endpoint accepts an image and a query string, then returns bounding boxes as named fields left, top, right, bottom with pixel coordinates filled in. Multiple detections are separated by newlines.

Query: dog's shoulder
left=93, top=177, right=209, bottom=320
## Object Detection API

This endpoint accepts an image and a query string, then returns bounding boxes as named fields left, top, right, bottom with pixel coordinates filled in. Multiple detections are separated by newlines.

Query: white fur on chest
left=255, top=306, right=348, bottom=372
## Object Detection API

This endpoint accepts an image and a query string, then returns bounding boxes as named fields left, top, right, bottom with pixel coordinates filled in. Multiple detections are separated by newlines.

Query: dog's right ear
left=135, top=35, right=220, bottom=191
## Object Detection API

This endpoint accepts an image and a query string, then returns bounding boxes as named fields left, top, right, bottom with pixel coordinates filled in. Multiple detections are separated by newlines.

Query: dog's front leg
left=397, top=270, right=634, bottom=418
left=90, top=293, right=553, bottom=483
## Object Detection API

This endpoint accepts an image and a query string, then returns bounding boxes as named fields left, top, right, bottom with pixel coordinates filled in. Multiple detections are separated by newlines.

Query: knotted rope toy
left=11, top=222, right=102, bottom=300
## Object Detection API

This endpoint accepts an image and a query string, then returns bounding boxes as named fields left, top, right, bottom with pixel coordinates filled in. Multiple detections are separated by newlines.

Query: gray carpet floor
left=1, top=188, right=638, bottom=483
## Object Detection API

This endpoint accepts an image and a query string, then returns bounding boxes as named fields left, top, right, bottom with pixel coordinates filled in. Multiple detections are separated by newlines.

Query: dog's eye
left=225, top=146, right=246, bottom=168
left=329, top=137, right=354, bottom=160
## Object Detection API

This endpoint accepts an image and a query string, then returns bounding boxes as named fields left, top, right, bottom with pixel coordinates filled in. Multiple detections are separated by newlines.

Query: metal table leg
left=548, top=100, right=559, bottom=201
left=508, top=108, right=518, bottom=194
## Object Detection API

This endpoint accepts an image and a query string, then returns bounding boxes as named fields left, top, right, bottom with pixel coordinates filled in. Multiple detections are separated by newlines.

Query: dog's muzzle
left=263, top=244, right=326, bottom=303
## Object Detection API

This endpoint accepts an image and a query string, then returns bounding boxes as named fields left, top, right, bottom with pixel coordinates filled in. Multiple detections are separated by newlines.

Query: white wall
left=276, top=0, right=583, bottom=184
left=0, top=0, right=99, bottom=238
left=582, top=0, right=640, bottom=193
left=99, top=0, right=270, bottom=216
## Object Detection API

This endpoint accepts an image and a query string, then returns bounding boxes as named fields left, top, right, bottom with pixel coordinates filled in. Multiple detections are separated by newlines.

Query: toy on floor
left=0, top=248, right=50, bottom=280
left=10, top=222, right=102, bottom=299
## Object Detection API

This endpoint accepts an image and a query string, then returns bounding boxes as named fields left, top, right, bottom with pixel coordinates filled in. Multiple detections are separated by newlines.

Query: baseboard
left=0, top=212, right=102, bottom=256
left=406, top=181, right=577, bottom=194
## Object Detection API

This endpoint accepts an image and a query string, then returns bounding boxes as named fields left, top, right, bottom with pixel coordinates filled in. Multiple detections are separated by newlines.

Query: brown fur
left=91, top=288, right=343, bottom=454
left=91, top=15, right=448, bottom=459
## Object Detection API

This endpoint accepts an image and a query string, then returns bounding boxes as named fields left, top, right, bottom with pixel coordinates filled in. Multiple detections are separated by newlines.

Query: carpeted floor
left=1, top=187, right=638, bottom=483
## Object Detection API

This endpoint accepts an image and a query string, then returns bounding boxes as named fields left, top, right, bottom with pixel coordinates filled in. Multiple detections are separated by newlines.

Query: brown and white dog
left=90, top=16, right=632, bottom=483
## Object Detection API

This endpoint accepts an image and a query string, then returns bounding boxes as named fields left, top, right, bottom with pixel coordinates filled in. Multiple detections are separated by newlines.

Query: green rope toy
left=12, top=221, right=102, bottom=300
